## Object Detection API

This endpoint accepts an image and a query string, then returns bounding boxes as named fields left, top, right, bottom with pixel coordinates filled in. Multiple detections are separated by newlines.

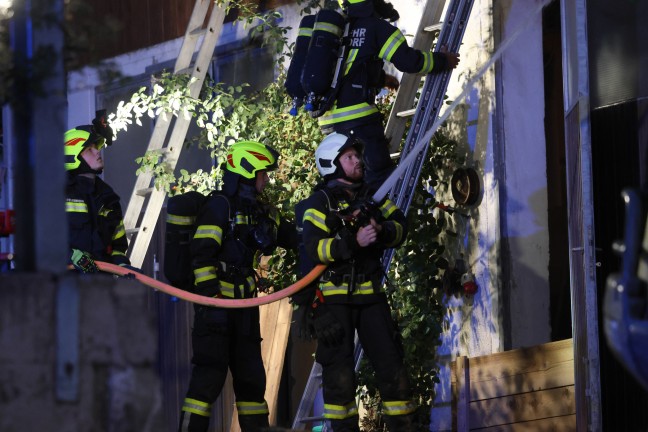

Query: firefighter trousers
left=315, top=299, right=416, bottom=432
left=179, top=305, right=269, bottom=432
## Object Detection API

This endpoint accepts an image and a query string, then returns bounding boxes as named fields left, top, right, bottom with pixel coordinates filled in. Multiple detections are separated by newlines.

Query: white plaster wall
left=496, top=0, right=551, bottom=348
left=424, top=0, right=551, bottom=429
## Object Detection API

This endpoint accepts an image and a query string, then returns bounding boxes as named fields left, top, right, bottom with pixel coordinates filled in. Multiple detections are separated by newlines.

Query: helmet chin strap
left=326, top=177, right=363, bottom=191
left=73, top=156, right=103, bottom=176
left=328, top=159, right=364, bottom=185
left=237, top=180, right=259, bottom=203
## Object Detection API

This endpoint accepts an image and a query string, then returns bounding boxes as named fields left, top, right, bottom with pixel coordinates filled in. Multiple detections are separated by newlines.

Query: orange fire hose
left=87, top=261, right=326, bottom=308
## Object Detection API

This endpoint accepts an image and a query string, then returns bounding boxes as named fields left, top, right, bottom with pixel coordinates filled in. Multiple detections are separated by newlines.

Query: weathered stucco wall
left=428, top=0, right=551, bottom=429
left=0, top=273, right=163, bottom=432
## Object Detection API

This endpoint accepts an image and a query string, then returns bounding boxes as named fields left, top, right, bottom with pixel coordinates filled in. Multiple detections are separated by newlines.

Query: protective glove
left=311, top=302, right=345, bottom=347
left=293, top=304, right=315, bottom=341
left=374, top=0, right=400, bottom=21
left=70, top=249, right=99, bottom=274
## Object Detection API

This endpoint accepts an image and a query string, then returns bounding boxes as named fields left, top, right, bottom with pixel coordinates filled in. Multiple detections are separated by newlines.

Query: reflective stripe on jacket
left=318, top=16, right=446, bottom=131
left=66, top=175, right=130, bottom=266
left=301, top=185, right=407, bottom=303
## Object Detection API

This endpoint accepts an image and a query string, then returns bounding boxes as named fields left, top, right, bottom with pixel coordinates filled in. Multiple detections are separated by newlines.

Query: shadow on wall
left=451, top=339, right=576, bottom=430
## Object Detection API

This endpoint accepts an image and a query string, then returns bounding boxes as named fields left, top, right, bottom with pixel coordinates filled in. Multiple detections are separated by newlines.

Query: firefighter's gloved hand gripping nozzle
left=337, top=198, right=381, bottom=229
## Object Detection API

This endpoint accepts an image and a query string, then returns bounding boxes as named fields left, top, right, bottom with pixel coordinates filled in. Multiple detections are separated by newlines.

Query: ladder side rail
left=388, top=0, right=473, bottom=208
left=123, top=0, right=212, bottom=233
left=348, top=0, right=476, bottom=424
left=378, top=0, right=475, bottom=338
left=123, top=117, right=173, bottom=233
left=173, top=0, right=214, bottom=73
left=384, top=0, right=447, bottom=153
left=127, top=4, right=227, bottom=267
left=392, top=0, right=464, bottom=162
left=292, top=362, right=324, bottom=430
left=396, top=0, right=474, bottom=211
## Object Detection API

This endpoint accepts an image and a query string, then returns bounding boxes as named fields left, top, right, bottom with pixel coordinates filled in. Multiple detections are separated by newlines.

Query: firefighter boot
left=383, top=412, right=416, bottom=432
left=178, top=410, right=210, bottom=432
left=329, top=418, right=361, bottom=432
left=237, top=413, right=269, bottom=432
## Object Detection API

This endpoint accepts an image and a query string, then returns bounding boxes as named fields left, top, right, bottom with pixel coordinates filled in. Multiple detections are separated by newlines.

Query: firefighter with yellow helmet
left=178, top=141, right=298, bottom=432
left=65, top=110, right=131, bottom=273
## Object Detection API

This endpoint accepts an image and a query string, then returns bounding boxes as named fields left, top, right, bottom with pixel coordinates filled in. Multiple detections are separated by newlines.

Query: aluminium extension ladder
left=292, top=0, right=475, bottom=428
left=123, top=0, right=227, bottom=268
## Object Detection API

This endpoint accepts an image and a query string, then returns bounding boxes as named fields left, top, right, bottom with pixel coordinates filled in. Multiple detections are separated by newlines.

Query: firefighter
left=318, top=0, right=460, bottom=189
left=179, top=141, right=298, bottom=432
left=64, top=111, right=131, bottom=273
left=295, top=132, right=414, bottom=431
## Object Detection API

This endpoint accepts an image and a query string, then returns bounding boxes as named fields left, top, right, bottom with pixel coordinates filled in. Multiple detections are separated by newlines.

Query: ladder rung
left=126, top=227, right=140, bottom=235
left=397, top=108, right=416, bottom=117
left=189, top=27, right=208, bottom=37
left=390, top=152, right=401, bottom=159
left=136, top=188, right=154, bottom=197
left=176, top=66, right=193, bottom=75
left=298, top=416, right=326, bottom=423
left=424, top=22, right=443, bottom=33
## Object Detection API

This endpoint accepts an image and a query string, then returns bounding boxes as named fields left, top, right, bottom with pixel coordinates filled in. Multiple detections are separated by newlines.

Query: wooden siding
left=73, top=0, right=294, bottom=65
left=451, top=339, right=576, bottom=431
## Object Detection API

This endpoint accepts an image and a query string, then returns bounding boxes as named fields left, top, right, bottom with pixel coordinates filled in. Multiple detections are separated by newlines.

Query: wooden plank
left=452, top=359, right=458, bottom=431
left=469, top=359, right=574, bottom=401
left=465, top=340, right=573, bottom=379
left=456, top=356, right=470, bottom=432
left=468, top=385, right=576, bottom=428
left=476, top=414, right=577, bottom=432
left=261, top=298, right=293, bottom=425
left=465, top=339, right=574, bottom=399
left=466, top=339, right=573, bottom=378
left=223, top=297, right=291, bottom=431
left=148, top=0, right=164, bottom=46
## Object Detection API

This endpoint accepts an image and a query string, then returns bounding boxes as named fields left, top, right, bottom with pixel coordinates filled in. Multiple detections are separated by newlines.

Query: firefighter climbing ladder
left=292, top=0, right=474, bottom=428
left=123, top=0, right=227, bottom=268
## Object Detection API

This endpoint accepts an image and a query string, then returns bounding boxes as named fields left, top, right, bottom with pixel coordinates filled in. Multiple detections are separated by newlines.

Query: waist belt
left=320, top=269, right=380, bottom=295
left=218, top=262, right=256, bottom=298
left=321, top=269, right=368, bottom=285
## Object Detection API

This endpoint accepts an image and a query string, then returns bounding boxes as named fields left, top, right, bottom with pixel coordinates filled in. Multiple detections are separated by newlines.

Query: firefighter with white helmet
left=293, top=132, right=415, bottom=431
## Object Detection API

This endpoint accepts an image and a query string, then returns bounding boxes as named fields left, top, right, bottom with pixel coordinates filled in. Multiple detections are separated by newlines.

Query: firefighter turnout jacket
left=318, top=16, right=450, bottom=133
left=302, top=183, right=407, bottom=303
left=190, top=194, right=298, bottom=299
left=65, top=175, right=130, bottom=265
